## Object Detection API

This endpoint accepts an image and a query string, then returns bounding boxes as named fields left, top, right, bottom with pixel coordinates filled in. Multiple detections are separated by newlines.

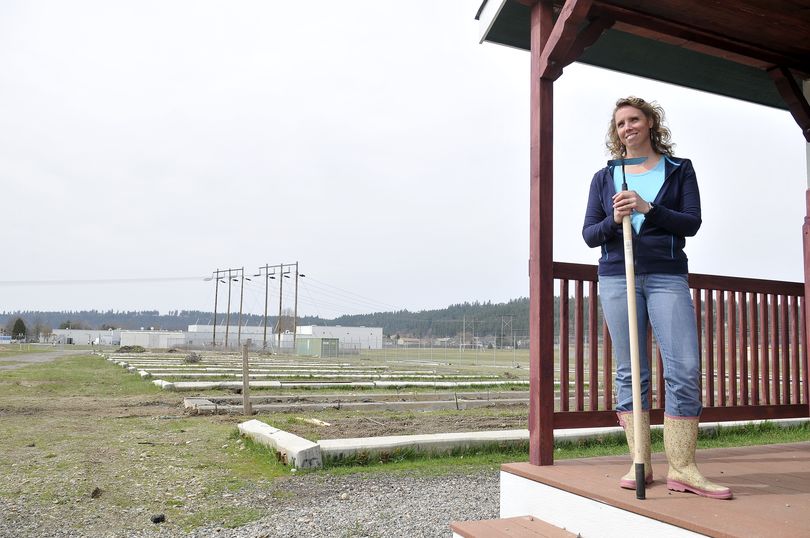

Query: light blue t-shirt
left=613, top=157, right=666, bottom=233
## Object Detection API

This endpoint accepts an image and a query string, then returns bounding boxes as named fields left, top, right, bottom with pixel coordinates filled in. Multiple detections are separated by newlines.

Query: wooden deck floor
left=502, top=442, right=810, bottom=538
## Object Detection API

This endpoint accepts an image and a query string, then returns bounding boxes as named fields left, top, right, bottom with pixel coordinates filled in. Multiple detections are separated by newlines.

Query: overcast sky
left=1, top=1, right=806, bottom=318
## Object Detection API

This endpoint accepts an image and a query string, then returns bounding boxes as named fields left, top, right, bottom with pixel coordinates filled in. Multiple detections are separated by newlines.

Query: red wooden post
left=528, top=0, right=555, bottom=466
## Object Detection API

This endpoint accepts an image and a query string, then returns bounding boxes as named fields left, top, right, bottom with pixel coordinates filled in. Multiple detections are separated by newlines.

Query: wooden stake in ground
left=242, top=340, right=252, bottom=416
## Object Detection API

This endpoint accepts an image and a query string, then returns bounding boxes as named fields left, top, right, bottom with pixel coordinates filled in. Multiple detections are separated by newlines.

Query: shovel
left=608, top=155, right=647, bottom=499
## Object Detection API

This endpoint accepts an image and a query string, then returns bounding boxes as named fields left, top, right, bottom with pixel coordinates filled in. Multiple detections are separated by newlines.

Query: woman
left=582, top=96, right=731, bottom=500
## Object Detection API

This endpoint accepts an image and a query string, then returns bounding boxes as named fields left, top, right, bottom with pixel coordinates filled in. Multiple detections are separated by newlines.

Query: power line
left=0, top=276, right=209, bottom=286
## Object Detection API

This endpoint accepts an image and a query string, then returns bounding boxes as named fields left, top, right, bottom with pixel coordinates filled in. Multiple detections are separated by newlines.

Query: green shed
left=295, top=337, right=339, bottom=358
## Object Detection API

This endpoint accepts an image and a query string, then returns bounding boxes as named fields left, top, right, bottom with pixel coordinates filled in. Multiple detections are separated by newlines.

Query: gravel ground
left=0, top=470, right=499, bottom=537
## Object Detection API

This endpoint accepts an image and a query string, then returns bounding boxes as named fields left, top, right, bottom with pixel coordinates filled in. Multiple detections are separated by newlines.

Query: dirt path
left=0, top=349, right=87, bottom=370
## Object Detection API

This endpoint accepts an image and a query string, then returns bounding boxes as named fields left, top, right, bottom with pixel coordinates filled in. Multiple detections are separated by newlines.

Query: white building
left=120, top=330, right=185, bottom=349
left=186, top=325, right=293, bottom=350
left=52, top=329, right=121, bottom=346
left=297, top=325, right=383, bottom=350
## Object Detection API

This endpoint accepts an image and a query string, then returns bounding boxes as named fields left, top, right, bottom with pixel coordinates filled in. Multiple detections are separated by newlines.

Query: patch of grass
left=0, top=354, right=161, bottom=397
left=0, top=355, right=293, bottom=534
left=325, top=441, right=531, bottom=470
left=697, top=421, right=810, bottom=447
left=226, top=433, right=288, bottom=480
left=318, top=421, right=810, bottom=476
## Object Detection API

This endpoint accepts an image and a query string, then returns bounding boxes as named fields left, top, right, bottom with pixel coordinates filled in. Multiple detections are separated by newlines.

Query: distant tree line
left=1, top=296, right=603, bottom=341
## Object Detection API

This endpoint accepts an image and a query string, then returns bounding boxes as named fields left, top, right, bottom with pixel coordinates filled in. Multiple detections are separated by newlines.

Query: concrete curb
left=318, top=429, right=530, bottom=461
left=237, top=417, right=809, bottom=467
left=238, top=419, right=322, bottom=469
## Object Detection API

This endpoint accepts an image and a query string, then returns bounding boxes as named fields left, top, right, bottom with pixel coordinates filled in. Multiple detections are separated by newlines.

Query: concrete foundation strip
left=237, top=417, right=809, bottom=469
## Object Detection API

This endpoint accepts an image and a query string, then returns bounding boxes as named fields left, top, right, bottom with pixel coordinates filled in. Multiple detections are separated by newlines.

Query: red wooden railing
left=552, top=262, right=808, bottom=429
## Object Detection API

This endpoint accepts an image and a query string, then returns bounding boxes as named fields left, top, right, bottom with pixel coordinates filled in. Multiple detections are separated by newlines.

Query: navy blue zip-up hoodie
left=582, top=156, right=701, bottom=276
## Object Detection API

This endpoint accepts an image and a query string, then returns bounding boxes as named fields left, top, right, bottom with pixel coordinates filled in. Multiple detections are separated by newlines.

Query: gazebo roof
left=477, top=0, right=810, bottom=113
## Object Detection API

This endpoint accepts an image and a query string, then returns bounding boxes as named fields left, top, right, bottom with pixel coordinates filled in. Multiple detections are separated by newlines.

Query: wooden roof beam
left=592, top=3, right=810, bottom=77
left=559, top=16, right=614, bottom=71
left=768, top=67, right=810, bottom=143
left=538, top=0, right=594, bottom=81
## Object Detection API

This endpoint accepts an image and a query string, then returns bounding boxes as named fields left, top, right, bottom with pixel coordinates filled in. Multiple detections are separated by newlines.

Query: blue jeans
left=599, top=273, right=702, bottom=417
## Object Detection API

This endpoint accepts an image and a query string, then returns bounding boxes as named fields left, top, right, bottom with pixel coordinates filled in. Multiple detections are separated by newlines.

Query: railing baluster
left=770, top=293, right=780, bottom=405
left=760, top=293, right=770, bottom=405
left=647, top=323, right=653, bottom=409
left=705, top=289, right=715, bottom=406
left=559, top=279, right=570, bottom=412
left=717, top=290, right=726, bottom=406
left=790, top=295, right=800, bottom=404
left=801, top=296, right=808, bottom=405
left=740, top=292, right=749, bottom=406
left=780, top=294, right=790, bottom=405
left=589, top=281, right=599, bottom=411
left=729, top=291, right=738, bottom=406
left=657, top=346, right=665, bottom=409
left=603, top=319, right=613, bottom=409
left=575, top=280, right=584, bottom=412
left=750, top=292, right=759, bottom=405
left=694, top=288, right=703, bottom=367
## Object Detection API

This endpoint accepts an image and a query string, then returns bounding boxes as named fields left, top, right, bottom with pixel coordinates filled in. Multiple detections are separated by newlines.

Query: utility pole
left=277, top=264, right=291, bottom=351
left=255, top=264, right=278, bottom=350
left=461, top=315, right=466, bottom=352
left=225, top=268, right=233, bottom=349
left=292, top=261, right=305, bottom=350
left=218, top=266, right=242, bottom=350
left=212, top=268, right=227, bottom=349
left=237, top=267, right=247, bottom=347
left=501, top=316, right=513, bottom=350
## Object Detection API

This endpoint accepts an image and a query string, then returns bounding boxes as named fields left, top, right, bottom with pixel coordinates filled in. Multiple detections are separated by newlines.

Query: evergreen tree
left=12, top=318, right=27, bottom=339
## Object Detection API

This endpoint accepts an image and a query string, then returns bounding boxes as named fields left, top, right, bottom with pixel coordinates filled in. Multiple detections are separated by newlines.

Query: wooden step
left=451, top=515, right=578, bottom=538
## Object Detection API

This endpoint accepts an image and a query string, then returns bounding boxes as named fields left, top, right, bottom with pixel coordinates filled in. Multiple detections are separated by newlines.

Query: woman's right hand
left=612, top=190, right=650, bottom=224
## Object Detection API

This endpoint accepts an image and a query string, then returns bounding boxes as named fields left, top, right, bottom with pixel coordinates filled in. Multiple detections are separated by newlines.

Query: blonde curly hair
left=606, top=96, right=675, bottom=158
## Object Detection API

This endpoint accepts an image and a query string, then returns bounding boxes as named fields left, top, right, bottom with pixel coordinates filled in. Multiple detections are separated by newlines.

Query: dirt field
left=0, top=352, right=527, bottom=536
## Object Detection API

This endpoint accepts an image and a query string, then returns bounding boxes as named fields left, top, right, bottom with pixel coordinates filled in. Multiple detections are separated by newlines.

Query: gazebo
left=452, top=1, right=810, bottom=536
